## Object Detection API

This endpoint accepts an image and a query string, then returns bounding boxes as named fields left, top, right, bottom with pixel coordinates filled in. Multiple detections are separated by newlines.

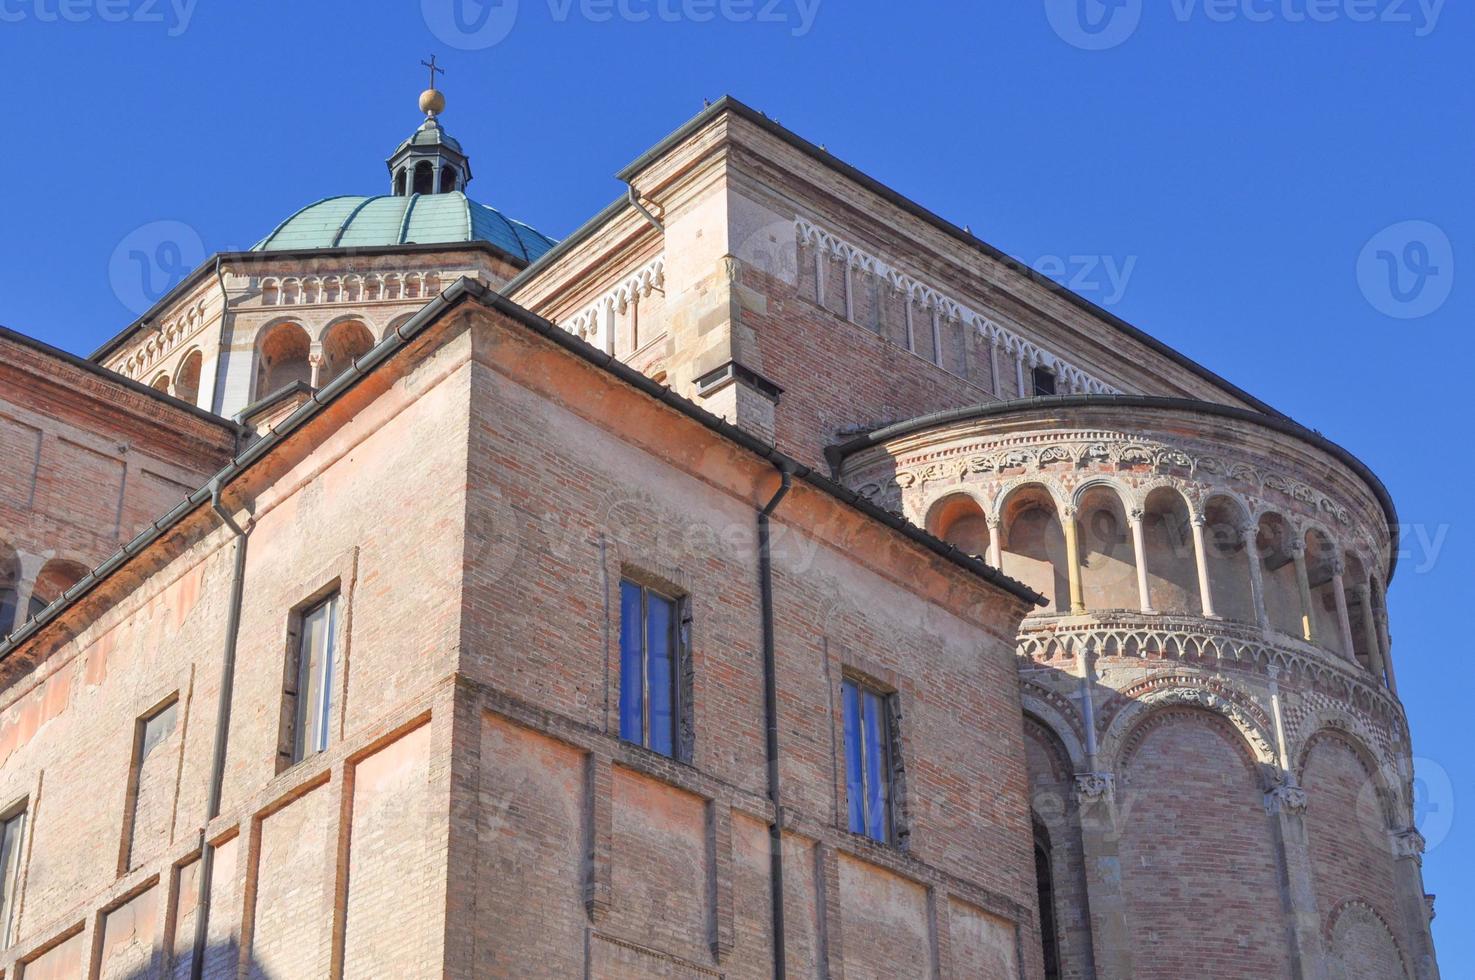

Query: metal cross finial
left=422, top=55, right=445, bottom=90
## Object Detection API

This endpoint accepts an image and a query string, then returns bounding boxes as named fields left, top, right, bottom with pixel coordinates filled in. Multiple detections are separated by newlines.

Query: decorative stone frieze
left=795, top=217, right=1119, bottom=396
left=560, top=254, right=667, bottom=346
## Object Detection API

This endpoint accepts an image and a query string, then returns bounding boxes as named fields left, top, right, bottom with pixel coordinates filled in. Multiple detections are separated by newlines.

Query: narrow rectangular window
left=618, top=579, right=684, bottom=759
left=842, top=677, right=894, bottom=844
left=122, top=698, right=178, bottom=872
left=1032, top=366, right=1057, bottom=396
left=290, top=594, right=338, bottom=763
left=0, top=806, right=26, bottom=949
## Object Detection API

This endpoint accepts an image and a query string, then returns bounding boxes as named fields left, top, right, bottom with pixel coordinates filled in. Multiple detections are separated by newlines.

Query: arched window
left=29, top=559, right=88, bottom=618
left=394, top=169, right=407, bottom=196
left=174, top=349, right=203, bottom=406
left=319, top=320, right=375, bottom=388
left=0, top=542, right=19, bottom=633
left=254, top=322, right=313, bottom=398
left=412, top=161, right=434, bottom=195
left=150, top=373, right=171, bottom=394
left=440, top=165, right=458, bottom=193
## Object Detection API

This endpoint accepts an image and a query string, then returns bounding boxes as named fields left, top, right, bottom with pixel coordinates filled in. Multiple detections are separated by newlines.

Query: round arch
left=997, top=482, right=1070, bottom=613
left=925, top=491, right=991, bottom=559
left=173, top=348, right=203, bottom=406
left=253, top=320, right=312, bottom=398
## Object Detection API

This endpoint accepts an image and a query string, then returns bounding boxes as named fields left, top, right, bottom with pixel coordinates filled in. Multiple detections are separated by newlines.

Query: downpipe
left=758, top=465, right=792, bottom=978
left=190, top=478, right=252, bottom=979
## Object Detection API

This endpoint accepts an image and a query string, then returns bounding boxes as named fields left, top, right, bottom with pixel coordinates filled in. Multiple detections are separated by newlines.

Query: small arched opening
left=394, top=168, right=407, bottom=196
left=319, top=320, right=375, bottom=388
left=927, top=493, right=990, bottom=559
left=1257, top=513, right=1303, bottom=639
left=412, top=161, right=434, bottom=195
left=1304, top=528, right=1344, bottom=655
left=1000, top=485, right=1069, bottom=613
left=1202, top=496, right=1255, bottom=624
left=149, top=373, right=171, bottom=394
left=1141, top=487, right=1199, bottom=615
left=29, top=558, right=89, bottom=618
left=1343, top=554, right=1375, bottom=673
left=440, top=165, right=458, bottom=193
left=254, top=322, right=312, bottom=398
left=1076, top=485, right=1137, bottom=612
left=173, top=349, right=203, bottom=406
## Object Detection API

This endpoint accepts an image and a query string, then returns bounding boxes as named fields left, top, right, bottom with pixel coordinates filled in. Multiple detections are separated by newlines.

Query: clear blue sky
left=1, top=0, right=1469, bottom=968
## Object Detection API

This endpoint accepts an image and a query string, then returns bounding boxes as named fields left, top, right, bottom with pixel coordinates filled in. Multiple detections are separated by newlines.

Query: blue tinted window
left=618, top=579, right=682, bottom=759
left=842, top=677, right=894, bottom=844
left=842, top=680, right=865, bottom=834
left=618, top=581, right=644, bottom=744
left=646, top=592, right=675, bottom=757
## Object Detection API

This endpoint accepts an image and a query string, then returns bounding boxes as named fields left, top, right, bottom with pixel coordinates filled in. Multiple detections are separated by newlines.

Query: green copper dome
left=251, top=192, right=557, bottom=262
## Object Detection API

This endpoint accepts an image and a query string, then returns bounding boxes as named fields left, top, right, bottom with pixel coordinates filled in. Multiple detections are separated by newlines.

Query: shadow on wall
left=96, top=941, right=267, bottom=980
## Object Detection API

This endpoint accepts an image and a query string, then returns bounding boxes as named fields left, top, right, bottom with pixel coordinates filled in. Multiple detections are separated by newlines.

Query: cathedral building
left=0, top=84, right=1440, bottom=979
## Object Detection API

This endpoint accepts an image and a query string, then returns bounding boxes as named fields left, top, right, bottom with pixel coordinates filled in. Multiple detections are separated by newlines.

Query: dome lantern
left=387, top=56, right=472, bottom=196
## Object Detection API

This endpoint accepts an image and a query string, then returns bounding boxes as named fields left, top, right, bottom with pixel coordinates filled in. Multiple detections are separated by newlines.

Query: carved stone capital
left=1264, top=783, right=1308, bottom=816
left=1073, top=772, right=1115, bottom=806
left=1392, top=827, right=1427, bottom=863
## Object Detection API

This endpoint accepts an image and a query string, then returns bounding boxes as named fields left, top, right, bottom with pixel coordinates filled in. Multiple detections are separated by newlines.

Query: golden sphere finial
left=419, top=88, right=446, bottom=117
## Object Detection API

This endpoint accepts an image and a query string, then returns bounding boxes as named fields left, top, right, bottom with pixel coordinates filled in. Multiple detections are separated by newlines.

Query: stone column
left=1015, top=350, right=1028, bottom=399
left=1265, top=783, right=1324, bottom=978
left=1062, top=507, right=1086, bottom=615
left=1391, top=829, right=1441, bottom=979
left=1072, top=774, right=1135, bottom=980
left=1375, top=598, right=1399, bottom=695
left=1242, top=521, right=1271, bottom=633
left=1263, top=666, right=1325, bottom=978
left=1330, top=560, right=1356, bottom=660
left=1128, top=509, right=1153, bottom=614
left=1190, top=515, right=1218, bottom=618
left=1355, top=586, right=1389, bottom=686
left=986, top=516, right=1003, bottom=570
left=307, top=348, right=324, bottom=388
left=1291, top=542, right=1317, bottom=644
left=987, top=335, right=1001, bottom=396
